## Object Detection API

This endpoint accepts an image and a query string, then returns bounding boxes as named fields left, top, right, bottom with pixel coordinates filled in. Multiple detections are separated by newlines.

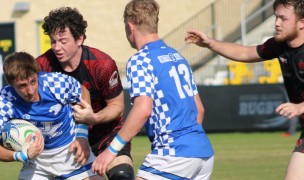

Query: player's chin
left=274, top=35, right=284, bottom=42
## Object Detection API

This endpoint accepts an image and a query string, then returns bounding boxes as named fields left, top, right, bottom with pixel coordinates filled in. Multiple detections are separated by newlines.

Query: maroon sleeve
left=94, top=59, right=123, bottom=99
left=256, top=37, right=285, bottom=60
left=36, top=49, right=55, bottom=72
left=85, top=47, right=123, bottom=100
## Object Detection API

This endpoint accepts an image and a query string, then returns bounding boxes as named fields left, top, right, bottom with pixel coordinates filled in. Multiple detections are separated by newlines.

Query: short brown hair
left=3, top=52, right=40, bottom=84
left=273, top=0, right=304, bottom=19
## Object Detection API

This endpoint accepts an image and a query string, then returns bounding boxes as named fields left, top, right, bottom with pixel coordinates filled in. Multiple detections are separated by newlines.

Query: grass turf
left=0, top=131, right=298, bottom=179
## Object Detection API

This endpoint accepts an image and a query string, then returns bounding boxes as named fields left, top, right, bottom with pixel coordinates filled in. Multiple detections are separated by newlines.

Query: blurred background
left=1, top=0, right=294, bottom=133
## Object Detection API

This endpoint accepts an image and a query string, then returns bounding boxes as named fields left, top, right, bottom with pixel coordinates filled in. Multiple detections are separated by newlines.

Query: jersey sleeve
left=0, top=88, right=14, bottom=141
left=126, top=52, right=154, bottom=103
left=94, top=58, right=123, bottom=99
left=36, top=49, right=55, bottom=72
left=256, top=37, right=284, bottom=60
left=41, top=72, right=82, bottom=105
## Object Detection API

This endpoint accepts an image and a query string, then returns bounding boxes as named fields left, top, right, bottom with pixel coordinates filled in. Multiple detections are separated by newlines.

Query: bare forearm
left=194, top=94, right=204, bottom=124
left=118, top=107, right=147, bottom=142
left=118, top=96, right=152, bottom=142
left=94, top=104, right=123, bottom=124
left=298, top=102, right=304, bottom=115
left=81, top=85, right=91, bottom=104
left=0, top=146, right=14, bottom=162
left=208, top=39, right=261, bottom=62
left=93, top=91, right=124, bottom=124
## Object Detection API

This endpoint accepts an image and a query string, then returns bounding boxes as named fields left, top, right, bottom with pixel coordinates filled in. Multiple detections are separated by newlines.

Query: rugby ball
left=1, top=119, right=40, bottom=151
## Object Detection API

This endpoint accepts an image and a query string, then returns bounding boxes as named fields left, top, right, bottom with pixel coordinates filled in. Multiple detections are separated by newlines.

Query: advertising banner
left=124, top=84, right=290, bottom=132
left=198, top=84, right=289, bottom=131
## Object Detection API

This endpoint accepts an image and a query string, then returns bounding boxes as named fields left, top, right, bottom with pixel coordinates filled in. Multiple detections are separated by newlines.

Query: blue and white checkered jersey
left=0, top=72, right=81, bottom=149
left=127, top=40, right=214, bottom=158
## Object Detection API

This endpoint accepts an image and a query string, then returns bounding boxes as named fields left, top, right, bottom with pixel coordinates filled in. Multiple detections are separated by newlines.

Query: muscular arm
left=185, top=30, right=263, bottom=62
left=207, top=39, right=261, bottom=62
left=81, top=85, right=91, bottom=104
left=74, top=91, right=124, bottom=125
left=93, top=91, right=124, bottom=124
left=118, top=95, right=151, bottom=142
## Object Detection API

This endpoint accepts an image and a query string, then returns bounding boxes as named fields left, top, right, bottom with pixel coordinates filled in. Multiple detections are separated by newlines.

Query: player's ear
left=76, top=35, right=84, bottom=46
left=127, top=21, right=136, bottom=33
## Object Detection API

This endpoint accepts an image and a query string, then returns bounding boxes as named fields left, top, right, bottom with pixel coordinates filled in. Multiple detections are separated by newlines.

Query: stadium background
left=0, top=0, right=291, bottom=132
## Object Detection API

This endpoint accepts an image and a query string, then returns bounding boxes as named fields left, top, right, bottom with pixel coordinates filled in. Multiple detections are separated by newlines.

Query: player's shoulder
left=39, top=71, right=73, bottom=82
left=83, top=45, right=113, bottom=61
left=36, top=49, right=55, bottom=61
left=39, top=72, right=79, bottom=91
left=39, top=71, right=64, bottom=77
left=0, top=85, right=14, bottom=96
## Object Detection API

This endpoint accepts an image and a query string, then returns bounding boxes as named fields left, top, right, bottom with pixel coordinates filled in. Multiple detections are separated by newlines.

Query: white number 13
left=169, top=64, right=194, bottom=99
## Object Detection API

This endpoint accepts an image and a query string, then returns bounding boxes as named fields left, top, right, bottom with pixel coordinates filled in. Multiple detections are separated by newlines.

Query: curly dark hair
left=42, top=7, right=87, bottom=41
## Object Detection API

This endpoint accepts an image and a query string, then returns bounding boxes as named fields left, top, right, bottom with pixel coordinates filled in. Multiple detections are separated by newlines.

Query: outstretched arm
left=185, top=29, right=262, bottom=62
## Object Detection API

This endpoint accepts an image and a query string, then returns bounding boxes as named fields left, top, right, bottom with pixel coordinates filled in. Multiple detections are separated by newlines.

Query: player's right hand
left=92, top=148, right=117, bottom=176
left=73, top=99, right=97, bottom=125
left=185, top=30, right=211, bottom=48
left=69, top=137, right=90, bottom=165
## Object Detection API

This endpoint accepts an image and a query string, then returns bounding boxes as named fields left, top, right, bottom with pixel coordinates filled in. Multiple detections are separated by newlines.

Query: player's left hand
left=92, top=149, right=116, bottom=176
left=73, top=99, right=97, bottom=125
left=26, top=131, right=44, bottom=159
left=276, top=102, right=304, bottom=119
left=69, top=137, right=91, bottom=165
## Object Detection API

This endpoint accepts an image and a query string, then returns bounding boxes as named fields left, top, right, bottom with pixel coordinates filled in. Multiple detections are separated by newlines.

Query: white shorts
left=18, top=143, right=98, bottom=180
left=137, top=154, right=214, bottom=180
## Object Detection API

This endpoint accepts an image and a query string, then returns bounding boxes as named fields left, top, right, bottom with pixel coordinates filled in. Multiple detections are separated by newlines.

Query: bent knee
left=107, top=163, right=134, bottom=180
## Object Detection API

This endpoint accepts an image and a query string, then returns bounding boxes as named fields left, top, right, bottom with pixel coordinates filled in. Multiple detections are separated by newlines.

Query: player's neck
left=288, top=31, right=304, bottom=48
left=136, top=33, right=159, bottom=50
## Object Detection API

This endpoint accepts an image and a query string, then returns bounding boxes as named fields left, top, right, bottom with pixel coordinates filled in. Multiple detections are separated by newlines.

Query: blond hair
left=123, top=0, right=159, bottom=33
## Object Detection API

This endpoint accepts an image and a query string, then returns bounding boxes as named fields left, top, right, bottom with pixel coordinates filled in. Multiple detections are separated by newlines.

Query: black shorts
left=293, top=131, right=304, bottom=153
left=90, top=131, right=132, bottom=158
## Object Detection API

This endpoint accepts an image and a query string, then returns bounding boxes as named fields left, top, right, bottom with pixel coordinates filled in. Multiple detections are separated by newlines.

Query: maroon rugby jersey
left=36, top=45, right=124, bottom=147
left=257, top=37, right=304, bottom=128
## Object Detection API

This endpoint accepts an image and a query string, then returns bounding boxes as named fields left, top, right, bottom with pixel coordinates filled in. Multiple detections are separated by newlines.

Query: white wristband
left=13, top=151, right=28, bottom=162
left=108, top=135, right=126, bottom=155
left=76, top=124, right=88, bottom=139
left=13, top=142, right=30, bottom=162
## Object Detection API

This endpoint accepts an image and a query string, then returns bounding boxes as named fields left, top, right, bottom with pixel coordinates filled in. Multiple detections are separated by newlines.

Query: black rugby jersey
left=257, top=37, right=304, bottom=128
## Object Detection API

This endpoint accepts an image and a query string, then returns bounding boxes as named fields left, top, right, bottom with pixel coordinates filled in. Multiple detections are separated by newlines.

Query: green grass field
left=0, top=131, right=298, bottom=179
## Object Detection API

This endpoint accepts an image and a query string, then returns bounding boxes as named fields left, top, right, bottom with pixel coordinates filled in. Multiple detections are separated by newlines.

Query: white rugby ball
left=2, top=119, right=40, bottom=151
